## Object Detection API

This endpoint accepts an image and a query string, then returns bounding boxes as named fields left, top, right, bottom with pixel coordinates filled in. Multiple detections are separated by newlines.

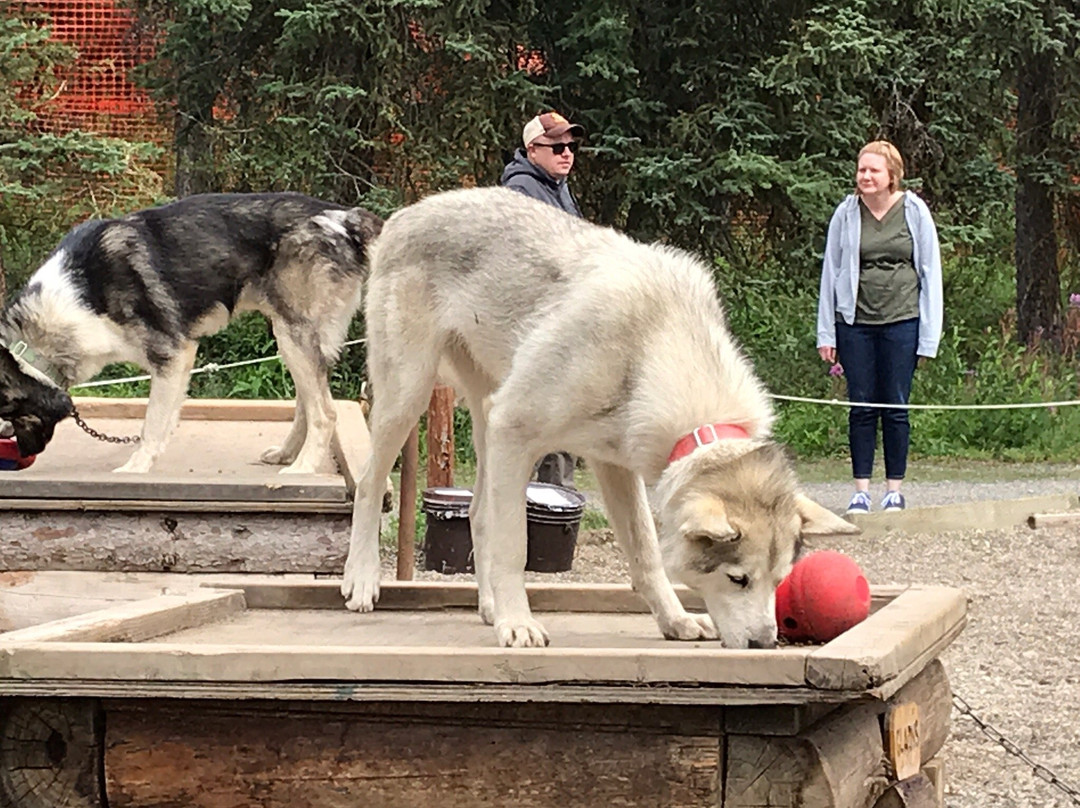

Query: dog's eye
left=727, top=574, right=749, bottom=588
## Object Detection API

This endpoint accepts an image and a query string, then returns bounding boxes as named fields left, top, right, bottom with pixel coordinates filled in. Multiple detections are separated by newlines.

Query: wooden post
left=426, top=384, right=455, bottom=488
left=396, top=425, right=419, bottom=580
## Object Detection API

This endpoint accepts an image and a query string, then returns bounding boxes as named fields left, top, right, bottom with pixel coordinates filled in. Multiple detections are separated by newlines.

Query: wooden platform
left=0, top=399, right=369, bottom=574
left=0, top=579, right=964, bottom=701
left=0, top=578, right=964, bottom=807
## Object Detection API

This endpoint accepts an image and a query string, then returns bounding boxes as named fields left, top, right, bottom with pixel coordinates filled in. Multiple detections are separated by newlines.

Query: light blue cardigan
left=816, top=191, right=944, bottom=358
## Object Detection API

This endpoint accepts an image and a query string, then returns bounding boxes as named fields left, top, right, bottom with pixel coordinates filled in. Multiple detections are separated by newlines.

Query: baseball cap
left=522, top=111, right=585, bottom=147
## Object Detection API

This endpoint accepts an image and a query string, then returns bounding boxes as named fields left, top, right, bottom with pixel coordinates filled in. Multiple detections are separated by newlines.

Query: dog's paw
left=341, top=562, right=381, bottom=612
left=279, top=461, right=319, bottom=475
left=495, top=616, right=550, bottom=648
left=113, top=453, right=153, bottom=473
left=259, top=445, right=295, bottom=466
left=478, top=593, right=496, bottom=626
left=659, top=611, right=718, bottom=641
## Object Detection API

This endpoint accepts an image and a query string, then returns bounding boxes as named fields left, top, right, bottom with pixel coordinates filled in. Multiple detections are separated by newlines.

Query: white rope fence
left=70, top=338, right=367, bottom=390
left=70, top=338, right=1080, bottom=412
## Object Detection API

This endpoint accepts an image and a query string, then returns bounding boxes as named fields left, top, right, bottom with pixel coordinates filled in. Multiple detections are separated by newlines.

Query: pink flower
left=1070, top=293, right=1080, bottom=308
left=829, top=363, right=844, bottom=377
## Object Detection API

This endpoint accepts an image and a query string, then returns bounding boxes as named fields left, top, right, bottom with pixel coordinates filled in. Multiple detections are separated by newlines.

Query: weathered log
left=104, top=700, right=721, bottom=807
left=723, top=659, right=951, bottom=807
left=0, top=698, right=103, bottom=808
left=872, top=773, right=938, bottom=808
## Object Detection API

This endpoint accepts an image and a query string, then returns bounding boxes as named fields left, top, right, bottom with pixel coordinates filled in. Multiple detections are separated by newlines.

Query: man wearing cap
left=499, top=111, right=585, bottom=218
left=499, top=111, right=585, bottom=488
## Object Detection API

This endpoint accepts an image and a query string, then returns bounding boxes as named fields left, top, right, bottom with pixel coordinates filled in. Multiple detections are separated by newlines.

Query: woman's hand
left=818, top=346, right=836, bottom=363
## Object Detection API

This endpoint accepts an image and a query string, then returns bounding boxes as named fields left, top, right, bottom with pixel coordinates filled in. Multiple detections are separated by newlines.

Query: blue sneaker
left=845, top=491, right=871, bottom=515
left=881, top=491, right=906, bottom=511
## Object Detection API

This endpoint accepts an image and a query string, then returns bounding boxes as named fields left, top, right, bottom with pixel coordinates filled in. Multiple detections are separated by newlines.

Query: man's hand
left=818, top=346, right=836, bottom=363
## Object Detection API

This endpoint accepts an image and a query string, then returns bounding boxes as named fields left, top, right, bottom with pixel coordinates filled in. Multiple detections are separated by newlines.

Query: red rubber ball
left=0, top=437, right=36, bottom=470
left=775, top=550, right=871, bottom=643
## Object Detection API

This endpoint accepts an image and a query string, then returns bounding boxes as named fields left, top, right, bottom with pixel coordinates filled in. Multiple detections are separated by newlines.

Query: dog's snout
left=747, top=639, right=763, bottom=649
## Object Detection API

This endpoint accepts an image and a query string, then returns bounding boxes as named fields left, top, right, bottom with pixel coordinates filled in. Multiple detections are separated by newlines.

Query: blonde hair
left=857, top=140, right=904, bottom=193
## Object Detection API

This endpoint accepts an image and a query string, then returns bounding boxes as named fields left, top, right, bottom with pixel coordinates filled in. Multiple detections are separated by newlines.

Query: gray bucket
left=421, top=483, right=586, bottom=574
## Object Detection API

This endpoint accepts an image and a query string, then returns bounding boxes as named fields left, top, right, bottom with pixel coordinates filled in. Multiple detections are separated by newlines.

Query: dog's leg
left=114, top=343, right=198, bottom=473
left=464, top=394, right=494, bottom=625
left=273, top=325, right=335, bottom=474
left=591, top=460, right=718, bottom=641
left=260, top=397, right=307, bottom=467
left=480, top=410, right=549, bottom=647
left=341, top=361, right=438, bottom=613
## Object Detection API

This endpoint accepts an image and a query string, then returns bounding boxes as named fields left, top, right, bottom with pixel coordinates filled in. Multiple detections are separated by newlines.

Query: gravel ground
left=401, top=473, right=1080, bottom=807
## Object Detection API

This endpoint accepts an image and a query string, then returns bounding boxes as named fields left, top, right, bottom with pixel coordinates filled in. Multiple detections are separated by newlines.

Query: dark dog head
left=0, top=344, right=74, bottom=456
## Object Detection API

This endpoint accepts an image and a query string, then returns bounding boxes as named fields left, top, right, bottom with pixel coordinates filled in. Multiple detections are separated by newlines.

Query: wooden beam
left=426, top=384, right=455, bottom=488
left=70, top=397, right=297, bottom=421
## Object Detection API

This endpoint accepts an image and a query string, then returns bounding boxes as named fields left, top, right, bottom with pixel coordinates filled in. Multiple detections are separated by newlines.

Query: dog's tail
left=310, top=208, right=383, bottom=272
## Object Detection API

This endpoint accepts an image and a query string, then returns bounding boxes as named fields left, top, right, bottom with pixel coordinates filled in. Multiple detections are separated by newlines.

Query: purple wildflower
left=1070, top=293, right=1080, bottom=308
left=828, top=363, right=844, bottom=377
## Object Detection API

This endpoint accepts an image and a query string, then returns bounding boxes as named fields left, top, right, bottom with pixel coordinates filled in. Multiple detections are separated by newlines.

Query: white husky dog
left=342, top=188, right=857, bottom=648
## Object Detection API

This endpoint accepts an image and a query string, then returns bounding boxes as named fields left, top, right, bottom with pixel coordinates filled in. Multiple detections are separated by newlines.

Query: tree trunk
left=0, top=244, right=7, bottom=308
left=1015, top=47, right=1060, bottom=349
left=173, top=98, right=215, bottom=198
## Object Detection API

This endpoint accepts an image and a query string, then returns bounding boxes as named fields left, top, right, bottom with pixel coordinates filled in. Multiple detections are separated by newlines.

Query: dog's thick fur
left=342, top=187, right=857, bottom=648
left=0, top=192, right=381, bottom=473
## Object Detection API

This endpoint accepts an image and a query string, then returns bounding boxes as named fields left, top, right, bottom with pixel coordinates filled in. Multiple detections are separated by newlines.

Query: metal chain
left=70, top=407, right=141, bottom=445
left=953, top=693, right=1080, bottom=805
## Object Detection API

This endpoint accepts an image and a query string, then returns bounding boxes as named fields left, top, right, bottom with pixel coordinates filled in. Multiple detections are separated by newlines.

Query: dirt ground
left=408, top=496, right=1080, bottom=807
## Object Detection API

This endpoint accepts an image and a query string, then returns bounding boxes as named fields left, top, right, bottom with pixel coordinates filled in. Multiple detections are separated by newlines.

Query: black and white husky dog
left=0, top=192, right=381, bottom=473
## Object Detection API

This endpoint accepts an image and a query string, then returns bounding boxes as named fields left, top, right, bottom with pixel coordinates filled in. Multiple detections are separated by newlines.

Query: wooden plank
left=329, top=400, right=370, bottom=494
left=104, top=700, right=721, bottom=808
left=0, top=570, right=210, bottom=632
left=0, top=591, right=244, bottom=644
left=0, top=642, right=811, bottom=687
left=0, top=498, right=351, bottom=513
left=227, top=580, right=688, bottom=612
left=805, top=587, right=967, bottom=690
left=1027, top=511, right=1080, bottom=528
left=216, top=578, right=902, bottom=615
left=73, top=396, right=297, bottom=421
left=0, top=471, right=347, bottom=502
left=0, top=679, right=858, bottom=705
left=886, top=702, right=922, bottom=780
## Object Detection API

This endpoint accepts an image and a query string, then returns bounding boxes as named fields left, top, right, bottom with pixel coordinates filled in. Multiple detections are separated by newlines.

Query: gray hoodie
left=499, top=149, right=582, bottom=218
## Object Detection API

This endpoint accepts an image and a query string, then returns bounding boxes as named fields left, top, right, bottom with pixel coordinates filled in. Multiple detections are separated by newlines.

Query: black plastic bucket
left=421, top=483, right=586, bottom=574
left=421, top=487, right=475, bottom=574
left=525, top=482, right=586, bottom=572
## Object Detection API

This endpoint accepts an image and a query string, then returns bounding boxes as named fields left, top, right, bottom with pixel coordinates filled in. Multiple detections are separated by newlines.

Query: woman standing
left=816, top=141, right=943, bottom=514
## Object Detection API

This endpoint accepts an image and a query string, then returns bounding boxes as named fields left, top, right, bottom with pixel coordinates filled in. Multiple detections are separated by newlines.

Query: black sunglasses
left=533, top=141, right=579, bottom=155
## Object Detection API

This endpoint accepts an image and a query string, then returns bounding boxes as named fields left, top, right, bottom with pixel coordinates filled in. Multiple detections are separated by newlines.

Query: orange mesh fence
left=15, top=0, right=171, bottom=148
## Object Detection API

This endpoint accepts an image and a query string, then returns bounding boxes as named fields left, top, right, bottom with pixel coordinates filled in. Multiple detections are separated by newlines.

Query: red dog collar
left=668, top=423, right=750, bottom=464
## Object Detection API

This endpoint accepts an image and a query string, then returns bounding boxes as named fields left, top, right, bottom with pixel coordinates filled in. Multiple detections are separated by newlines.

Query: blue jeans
left=835, top=318, right=919, bottom=480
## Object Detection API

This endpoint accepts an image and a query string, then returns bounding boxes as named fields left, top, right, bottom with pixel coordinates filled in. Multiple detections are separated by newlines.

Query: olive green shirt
left=855, top=197, right=920, bottom=324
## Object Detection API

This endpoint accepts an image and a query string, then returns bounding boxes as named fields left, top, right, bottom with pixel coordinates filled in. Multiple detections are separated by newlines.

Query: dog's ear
left=795, top=493, right=861, bottom=536
left=679, top=493, right=740, bottom=544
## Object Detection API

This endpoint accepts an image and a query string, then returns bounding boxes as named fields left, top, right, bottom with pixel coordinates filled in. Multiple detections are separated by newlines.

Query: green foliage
left=0, top=4, right=165, bottom=291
